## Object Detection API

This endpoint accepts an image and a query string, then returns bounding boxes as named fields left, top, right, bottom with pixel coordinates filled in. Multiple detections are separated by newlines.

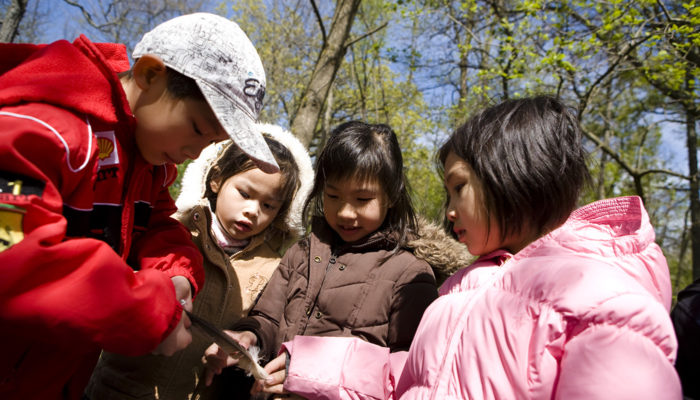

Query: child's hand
left=152, top=276, right=194, bottom=356
left=170, top=275, right=194, bottom=308
left=251, top=352, right=290, bottom=397
left=202, top=330, right=257, bottom=386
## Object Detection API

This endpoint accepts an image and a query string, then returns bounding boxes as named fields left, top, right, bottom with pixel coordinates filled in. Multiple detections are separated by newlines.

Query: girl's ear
left=209, top=178, right=221, bottom=194
left=209, top=167, right=222, bottom=194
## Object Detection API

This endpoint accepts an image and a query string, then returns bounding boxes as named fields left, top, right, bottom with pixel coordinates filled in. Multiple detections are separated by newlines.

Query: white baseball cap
left=133, top=13, right=278, bottom=173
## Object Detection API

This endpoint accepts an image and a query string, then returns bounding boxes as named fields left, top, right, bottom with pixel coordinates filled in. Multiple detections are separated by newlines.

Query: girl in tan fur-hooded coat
left=85, top=124, right=314, bottom=400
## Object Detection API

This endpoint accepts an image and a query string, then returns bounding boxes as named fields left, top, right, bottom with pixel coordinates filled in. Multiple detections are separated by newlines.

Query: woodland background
left=2, top=0, right=698, bottom=298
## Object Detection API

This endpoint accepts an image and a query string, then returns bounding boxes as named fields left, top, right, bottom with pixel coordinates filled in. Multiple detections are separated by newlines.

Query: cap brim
left=198, top=83, right=279, bottom=173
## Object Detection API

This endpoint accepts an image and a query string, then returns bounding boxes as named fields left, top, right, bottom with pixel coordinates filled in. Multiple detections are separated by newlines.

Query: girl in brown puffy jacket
left=202, top=121, right=466, bottom=394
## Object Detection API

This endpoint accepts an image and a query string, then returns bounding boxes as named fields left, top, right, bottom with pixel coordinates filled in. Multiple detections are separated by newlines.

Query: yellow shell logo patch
left=98, top=137, right=115, bottom=160
left=94, top=131, right=120, bottom=166
left=0, top=204, right=25, bottom=252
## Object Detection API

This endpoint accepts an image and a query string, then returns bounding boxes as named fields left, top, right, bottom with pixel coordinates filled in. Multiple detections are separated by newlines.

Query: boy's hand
left=170, top=275, right=194, bottom=308
left=202, top=330, right=257, bottom=386
left=152, top=276, right=193, bottom=356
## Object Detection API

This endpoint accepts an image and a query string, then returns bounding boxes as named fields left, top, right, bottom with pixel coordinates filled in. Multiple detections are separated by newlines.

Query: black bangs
left=302, top=121, right=417, bottom=249
left=320, top=135, right=389, bottom=188
left=438, top=95, right=590, bottom=240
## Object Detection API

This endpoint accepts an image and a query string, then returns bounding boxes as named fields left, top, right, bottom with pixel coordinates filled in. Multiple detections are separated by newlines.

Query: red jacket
left=0, top=36, right=204, bottom=399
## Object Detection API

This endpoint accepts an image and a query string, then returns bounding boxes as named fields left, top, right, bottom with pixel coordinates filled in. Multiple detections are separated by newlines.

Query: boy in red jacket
left=0, top=13, right=275, bottom=399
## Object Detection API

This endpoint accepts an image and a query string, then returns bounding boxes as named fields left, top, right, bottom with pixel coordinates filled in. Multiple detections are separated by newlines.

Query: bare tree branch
left=63, top=0, right=104, bottom=30
left=442, top=11, right=482, bottom=48
left=309, top=0, right=327, bottom=45
left=344, top=21, right=388, bottom=48
left=638, top=168, right=691, bottom=180
left=656, top=0, right=685, bottom=25
left=581, top=126, right=689, bottom=181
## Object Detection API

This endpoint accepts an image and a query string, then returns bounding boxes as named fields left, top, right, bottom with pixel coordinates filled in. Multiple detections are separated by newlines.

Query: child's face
left=129, top=67, right=228, bottom=165
left=444, top=151, right=531, bottom=256
left=211, top=168, right=284, bottom=240
left=323, top=176, right=389, bottom=243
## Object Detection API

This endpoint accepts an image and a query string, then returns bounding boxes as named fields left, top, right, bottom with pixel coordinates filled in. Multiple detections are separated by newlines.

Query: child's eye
left=357, top=197, right=373, bottom=202
left=453, top=184, right=464, bottom=193
left=193, top=123, right=203, bottom=136
left=325, top=192, right=338, bottom=199
left=238, top=190, right=250, bottom=199
left=263, top=203, right=278, bottom=211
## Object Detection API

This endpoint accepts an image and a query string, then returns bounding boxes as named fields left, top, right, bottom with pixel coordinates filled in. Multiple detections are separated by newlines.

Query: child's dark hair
left=205, top=135, right=300, bottom=230
left=438, top=95, right=590, bottom=241
left=119, top=67, right=205, bottom=101
left=304, top=121, right=417, bottom=247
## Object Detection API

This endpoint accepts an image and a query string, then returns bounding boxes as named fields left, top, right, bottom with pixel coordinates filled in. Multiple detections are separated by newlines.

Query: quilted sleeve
left=555, top=293, right=682, bottom=399
left=387, top=258, right=438, bottom=351
left=282, top=336, right=405, bottom=400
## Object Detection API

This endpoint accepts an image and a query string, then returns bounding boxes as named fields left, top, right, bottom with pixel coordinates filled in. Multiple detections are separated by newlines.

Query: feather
left=186, top=311, right=269, bottom=380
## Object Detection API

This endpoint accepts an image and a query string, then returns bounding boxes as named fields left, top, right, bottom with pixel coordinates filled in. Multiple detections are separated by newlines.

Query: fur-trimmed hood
left=408, top=216, right=475, bottom=286
left=175, top=123, right=314, bottom=238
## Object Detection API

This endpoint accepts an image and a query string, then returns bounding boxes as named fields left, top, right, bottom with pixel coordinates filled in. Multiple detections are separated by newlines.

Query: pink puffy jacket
left=282, top=196, right=681, bottom=399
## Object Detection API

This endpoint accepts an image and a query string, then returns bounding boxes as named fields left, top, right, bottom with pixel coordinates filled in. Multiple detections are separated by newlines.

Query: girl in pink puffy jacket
left=252, top=95, right=682, bottom=400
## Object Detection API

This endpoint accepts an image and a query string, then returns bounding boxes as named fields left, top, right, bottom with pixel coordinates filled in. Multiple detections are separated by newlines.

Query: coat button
left=315, top=311, right=322, bottom=319
left=314, top=256, right=321, bottom=263
left=338, top=264, right=346, bottom=270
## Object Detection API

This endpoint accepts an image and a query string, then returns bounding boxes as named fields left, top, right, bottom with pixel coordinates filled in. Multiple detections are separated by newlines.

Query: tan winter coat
left=234, top=216, right=473, bottom=361
left=84, top=124, right=314, bottom=400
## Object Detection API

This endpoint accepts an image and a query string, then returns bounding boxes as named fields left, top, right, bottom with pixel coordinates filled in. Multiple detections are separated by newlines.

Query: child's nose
left=337, top=203, right=356, bottom=219
left=446, top=207, right=457, bottom=222
left=243, top=201, right=259, bottom=218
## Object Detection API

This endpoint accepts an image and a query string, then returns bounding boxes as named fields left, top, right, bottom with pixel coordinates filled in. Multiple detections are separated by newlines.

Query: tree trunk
left=597, top=85, right=614, bottom=200
left=290, top=0, right=362, bottom=148
left=0, top=0, right=28, bottom=43
left=459, top=49, right=468, bottom=103
left=686, top=91, right=700, bottom=280
left=321, top=83, right=334, bottom=151
left=674, top=208, right=691, bottom=293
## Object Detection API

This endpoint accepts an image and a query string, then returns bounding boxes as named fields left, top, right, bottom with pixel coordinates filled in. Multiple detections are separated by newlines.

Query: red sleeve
left=129, top=165, right=204, bottom=295
left=0, top=105, right=181, bottom=356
